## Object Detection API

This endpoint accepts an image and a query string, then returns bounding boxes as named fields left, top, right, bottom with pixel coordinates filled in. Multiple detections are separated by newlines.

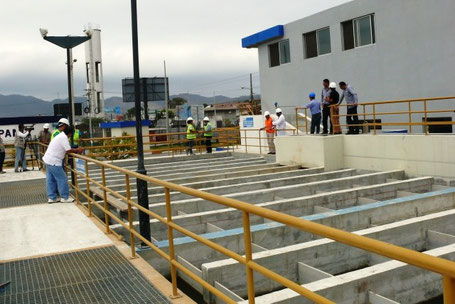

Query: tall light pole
left=130, top=0, right=151, bottom=244
left=40, top=29, right=90, bottom=186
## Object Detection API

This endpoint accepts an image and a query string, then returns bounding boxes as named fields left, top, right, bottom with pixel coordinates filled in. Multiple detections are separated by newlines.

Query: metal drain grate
left=0, top=246, right=170, bottom=304
left=0, top=180, right=48, bottom=209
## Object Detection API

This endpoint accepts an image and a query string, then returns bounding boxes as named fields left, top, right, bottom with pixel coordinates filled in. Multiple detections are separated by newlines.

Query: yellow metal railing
left=66, top=152, right=455, bottom=303
left=239, top=128, right=296, bottom=154
left=296, top=96, right=455, bottom=135
left=78, top=127, right=240, bottom=160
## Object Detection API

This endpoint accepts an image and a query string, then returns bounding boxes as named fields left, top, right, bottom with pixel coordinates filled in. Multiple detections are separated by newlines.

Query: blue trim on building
left=99, top=120, right=151, bottom=129
left=154, top=188, right=455, bottom=248
left=242, top=25, right=284, bottom=48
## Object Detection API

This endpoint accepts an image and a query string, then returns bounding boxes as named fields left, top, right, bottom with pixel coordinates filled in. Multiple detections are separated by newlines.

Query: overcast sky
left=0, top=0, right=351, bottom=101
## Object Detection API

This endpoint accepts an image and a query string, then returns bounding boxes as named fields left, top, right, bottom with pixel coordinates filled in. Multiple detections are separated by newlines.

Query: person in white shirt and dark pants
left=272, top=108, right=287, bottom=136
left=43, top=126, right=84, bottom=203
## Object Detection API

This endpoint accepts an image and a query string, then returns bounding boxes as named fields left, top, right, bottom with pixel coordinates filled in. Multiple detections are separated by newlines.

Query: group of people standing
left=304, top=79, right=360, bottom=135
left=186, top=116, right=213, bottom=155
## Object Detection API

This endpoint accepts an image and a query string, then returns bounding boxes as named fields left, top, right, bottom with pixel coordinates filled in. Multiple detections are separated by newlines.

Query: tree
left=169, top=97, right=187, bottom=108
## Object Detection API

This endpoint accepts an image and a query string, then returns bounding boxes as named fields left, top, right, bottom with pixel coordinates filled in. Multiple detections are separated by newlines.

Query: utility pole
left=249, top=73, right=254, bottom=103
left=164, top=61, right=170, bottom=134
left=130, top=0, right=151, bottom=244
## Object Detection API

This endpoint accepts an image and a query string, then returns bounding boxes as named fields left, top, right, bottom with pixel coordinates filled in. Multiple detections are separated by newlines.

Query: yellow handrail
left=68, top=152, right=455, bottom=303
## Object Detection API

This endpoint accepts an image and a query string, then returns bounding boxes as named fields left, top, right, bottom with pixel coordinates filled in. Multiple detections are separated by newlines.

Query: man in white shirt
left=43, top=126, right=83, bottom=203
left=272, top=108, right=287, bottom=136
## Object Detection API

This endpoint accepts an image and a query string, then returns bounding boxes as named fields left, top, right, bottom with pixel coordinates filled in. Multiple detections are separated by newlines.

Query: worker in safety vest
left=260, top=111, right=275, bottom=154
left=72, top=123, right=81, bottom=148
left=186, top=117, right=197, bottom=155
left=203, top=117, right=213, bottom=153
left=51, top=118, right=70, bottom=141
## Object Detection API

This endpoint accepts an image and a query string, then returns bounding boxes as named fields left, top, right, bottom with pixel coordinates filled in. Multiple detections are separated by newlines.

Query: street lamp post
left=130, top=0, right=151, bottom=244
left=40, top=29, right=90, bottom=186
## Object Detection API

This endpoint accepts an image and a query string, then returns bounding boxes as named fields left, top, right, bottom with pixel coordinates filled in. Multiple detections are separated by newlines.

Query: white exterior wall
left=275, top=135, right=455, bottom=180
left=85, top=27, right=105, bottom=118
left=256, top=0, right=455, bottom=129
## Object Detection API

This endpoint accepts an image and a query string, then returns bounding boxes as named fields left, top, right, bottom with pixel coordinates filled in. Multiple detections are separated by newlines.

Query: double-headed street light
left=40, top=28, right=91, bottom=130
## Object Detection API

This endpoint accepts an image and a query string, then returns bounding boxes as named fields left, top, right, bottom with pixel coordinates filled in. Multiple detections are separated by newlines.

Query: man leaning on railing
left=339, top=81, right=359, bottom=134
left=42, top=126, right=84, bottom=204
left=260, top=111, right=276, bottom=154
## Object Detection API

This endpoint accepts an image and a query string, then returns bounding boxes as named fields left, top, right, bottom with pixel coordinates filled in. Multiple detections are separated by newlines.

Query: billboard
left=122, top=77, right=169, bottom=103
left=53, top=103, right=83, bottom=116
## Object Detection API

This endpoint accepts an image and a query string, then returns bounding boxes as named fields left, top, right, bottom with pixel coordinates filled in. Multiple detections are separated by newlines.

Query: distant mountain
left=0, top=93, right=261, bottom=117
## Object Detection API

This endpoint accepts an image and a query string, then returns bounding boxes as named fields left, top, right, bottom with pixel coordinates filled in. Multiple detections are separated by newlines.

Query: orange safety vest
left=265, top=117, right=274, bottom=134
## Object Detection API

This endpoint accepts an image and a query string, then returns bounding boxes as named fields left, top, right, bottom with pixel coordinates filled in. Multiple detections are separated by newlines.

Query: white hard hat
left=43, top=123, right=50, bottom=129
left=329, top=82, right=337, bottom=89
left=58, top=118, right=70, bottom=126
left=275, top=108, right=282, bottom=113
left=186, top=117, right=193, bottom=122
left=203, top=117, right=210, bottom=121
left=264, top=111, right=270, bottom=117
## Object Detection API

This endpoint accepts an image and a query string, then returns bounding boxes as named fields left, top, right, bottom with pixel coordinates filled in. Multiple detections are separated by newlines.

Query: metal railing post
left=424, top=100, right=428, bottom=135
left=408, top=101, right=412, bottom=134
left=165, top=187, right=180, bottom=298
left=242, top=211, right=255, bottom=304
left=304, top=108, right=308, bottom=135
left=101, top=166, right=110, bottom=234
left=329, top=106, right=335, bottom=135
left=362, top=104, right=367, bottom=133
left=73, top=158, right=80, bottom=205
left=295, top=107, right=299, bottom=135
left=84, top=161, right=92, bottom=217
left=373, top=104, right=377, bottom=135
left=244, top=130, right=248, bottom=154
left=443, top=276, right=455, bottom=304
left=258, top=130, right=262, bottom=154
left=125, top=174, right=136, bottom=259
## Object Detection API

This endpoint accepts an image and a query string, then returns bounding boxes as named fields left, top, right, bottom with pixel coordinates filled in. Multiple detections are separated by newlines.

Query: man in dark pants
left=203, top=117, right=213, bottom=153
left=303, top=92, right=321, bottom=134
left=339, top=81, right=360, bottom=134
left=321, top=79, right=332, bottom=134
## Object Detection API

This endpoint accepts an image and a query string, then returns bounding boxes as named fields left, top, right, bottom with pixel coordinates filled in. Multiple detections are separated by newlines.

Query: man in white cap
left=186, top=117, right=197, bottom=155
left=203, top=117, right=213, bottom=153
left=272, top=108, right=287, bottom=136
left=260, top=111, right=275, bottom=154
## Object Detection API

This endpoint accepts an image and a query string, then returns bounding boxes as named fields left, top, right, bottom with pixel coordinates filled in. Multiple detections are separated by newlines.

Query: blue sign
left=75, top=158, right=86, bottom=174
left=114, top=106, right=121, bottom=114
left=243, top=117, right=254, bottom=128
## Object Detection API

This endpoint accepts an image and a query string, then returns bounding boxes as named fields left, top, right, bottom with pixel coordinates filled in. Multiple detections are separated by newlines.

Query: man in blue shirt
left=303, top=92, right=321, bottom=134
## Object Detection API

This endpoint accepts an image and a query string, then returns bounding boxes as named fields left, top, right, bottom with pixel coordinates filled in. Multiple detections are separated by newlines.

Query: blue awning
left=100, top=120, right=151, bottom=129
left=242, top=25, right=284, bottom=48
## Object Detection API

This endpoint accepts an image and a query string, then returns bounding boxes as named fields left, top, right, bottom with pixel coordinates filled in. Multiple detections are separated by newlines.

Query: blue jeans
left=46, top=164, right=69, bottom=200
left=15, top=147, right=27, bottom=171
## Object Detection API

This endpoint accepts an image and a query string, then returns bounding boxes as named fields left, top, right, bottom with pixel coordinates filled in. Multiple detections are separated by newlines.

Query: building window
left=269, top=39, right=291, bottom=67
left=304, top=27, right=331, bottom=59
left=96, top=92, right=102, bottom=114
left=342, top=14, right=375, bottom=50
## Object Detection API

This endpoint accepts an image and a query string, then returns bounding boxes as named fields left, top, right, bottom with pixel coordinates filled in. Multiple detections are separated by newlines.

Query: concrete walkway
left=0, top=175, right=194, bottom=304
left=0, top=203, right=113, bottom=261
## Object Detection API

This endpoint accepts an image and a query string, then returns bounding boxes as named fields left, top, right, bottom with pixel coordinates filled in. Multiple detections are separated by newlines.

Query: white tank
left=84, top=25, right=105, bottom=118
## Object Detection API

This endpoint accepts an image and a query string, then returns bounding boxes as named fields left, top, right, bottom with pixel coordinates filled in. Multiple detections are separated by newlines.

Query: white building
left=84, top=25, right=105, bottom=118
left=242, top=0, right=455, bottom=132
